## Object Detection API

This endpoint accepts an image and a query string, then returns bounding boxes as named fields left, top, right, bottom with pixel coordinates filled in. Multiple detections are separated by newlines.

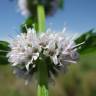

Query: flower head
left=7, top=28, right=79, bottom=83
left=17, top=0, right=64, bottom=16
left=18, top=0, right=30, bottom=16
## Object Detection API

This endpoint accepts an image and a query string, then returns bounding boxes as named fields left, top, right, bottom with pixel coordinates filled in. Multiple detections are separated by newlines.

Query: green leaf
left=0, top=41, right=10, bottom=65
left=0, top=41, right=10, bottom=55
left=0, top=56, right=9, bottom=65
left=21, top=16, right=38, bottom=33
left=75, top=29, right=96, bottom=53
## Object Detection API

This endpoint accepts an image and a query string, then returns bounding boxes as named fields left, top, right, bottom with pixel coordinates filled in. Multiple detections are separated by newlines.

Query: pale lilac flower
left=7, top=28, right=80, bottom=82
left=18, top=0, right=30, bottom=16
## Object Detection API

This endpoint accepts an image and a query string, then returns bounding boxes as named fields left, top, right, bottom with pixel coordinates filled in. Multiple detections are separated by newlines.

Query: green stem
left=37, top=85, right=48, bottom=96
left=37, top=4, right=48, bottom=96
left=38, top=57, right=48, bottom=86
left=37, top=4, right=46, bottom=32
left=37, top=57, right=48, bottom=96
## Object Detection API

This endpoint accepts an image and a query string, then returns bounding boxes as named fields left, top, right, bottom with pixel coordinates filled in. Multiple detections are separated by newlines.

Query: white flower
left=7, top=28, right=40, bottom=71
left=18, top=0, right=30, bottom=16
left=7, top=28, right=80, bottom=81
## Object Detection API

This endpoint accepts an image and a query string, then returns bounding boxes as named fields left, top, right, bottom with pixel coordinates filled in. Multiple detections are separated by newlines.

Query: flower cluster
left=7, top=28, right=79, bottom=82
left=18, top=0, right=64, bottom=16
left=18, top=0, right=30, bottom=16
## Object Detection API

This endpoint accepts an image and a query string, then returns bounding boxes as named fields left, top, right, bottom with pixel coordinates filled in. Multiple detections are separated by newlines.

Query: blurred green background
left=0, top=30, right=96, bottom=96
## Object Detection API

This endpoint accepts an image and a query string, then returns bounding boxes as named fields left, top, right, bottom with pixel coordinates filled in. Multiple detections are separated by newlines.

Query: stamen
left=64, top=60, right=77, bottom=63
left=62, top=27, right=66, bottom=33
left=8, top=34, right=15, bottom=40
left=72, top=41, right=85, bottom=49
left=24, top=24, right=28, bottom=31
